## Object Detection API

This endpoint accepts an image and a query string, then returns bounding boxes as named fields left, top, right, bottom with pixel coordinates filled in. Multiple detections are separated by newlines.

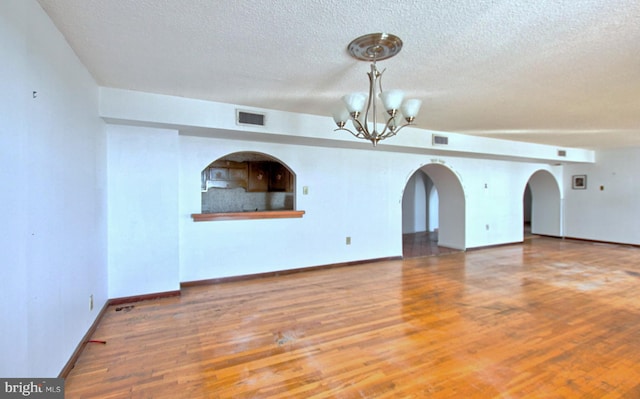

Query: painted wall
left=564, top=147, right=640, bottom=245
left=172, top=134, right=559, bottom=281
left=107, top=125, right=180, bottom=298
left=0, top=0, right=107, bottom=377
left=402, top=171, right=430, bottom=234
left=178, top=137, right=407, bottom=282
left=528, top=170, right=563, bottom=237
left=99, top=89, right=577, bottom=274
left=429, top=186, right=439, bottom=232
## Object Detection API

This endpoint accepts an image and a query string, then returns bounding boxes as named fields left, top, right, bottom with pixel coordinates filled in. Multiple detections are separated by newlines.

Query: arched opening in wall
left=401, top=164, right=466, bottom=258
left=524, top=170, right=562, bottom=237
left=201, top=152, right=295, bottom=213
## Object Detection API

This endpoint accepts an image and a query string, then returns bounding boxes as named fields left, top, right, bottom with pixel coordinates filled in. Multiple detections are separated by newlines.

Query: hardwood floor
left=65, top=237, right=640, bottom=398
left=402, top=231, right=460, bottom=258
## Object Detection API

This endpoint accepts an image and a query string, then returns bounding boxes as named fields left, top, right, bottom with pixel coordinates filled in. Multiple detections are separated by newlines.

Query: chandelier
left=332, top=33, right=422, bottom=146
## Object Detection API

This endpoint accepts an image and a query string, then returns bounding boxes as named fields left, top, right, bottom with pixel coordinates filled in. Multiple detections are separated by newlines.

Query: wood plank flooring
left=402, top=231, right=460, bottom=258
left=65, top=237, right=640, bottom=398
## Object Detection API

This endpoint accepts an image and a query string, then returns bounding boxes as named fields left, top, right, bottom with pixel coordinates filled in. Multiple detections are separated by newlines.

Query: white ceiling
left=37, top=0, right=640, bottom=149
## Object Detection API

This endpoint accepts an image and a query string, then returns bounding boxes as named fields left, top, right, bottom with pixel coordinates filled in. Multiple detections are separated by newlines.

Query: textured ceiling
left=37, top=0, right=640, bottom=149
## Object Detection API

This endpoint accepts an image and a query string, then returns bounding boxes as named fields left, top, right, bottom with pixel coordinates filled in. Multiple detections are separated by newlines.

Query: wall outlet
left=303, top=186, right=309, bottom=195
left=90, top=294, right=94, bottom=311
left=346, top=236, right=351, bottom=245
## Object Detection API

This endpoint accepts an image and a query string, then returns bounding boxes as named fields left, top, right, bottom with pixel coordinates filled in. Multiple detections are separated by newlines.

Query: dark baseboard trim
left=181, top=256, right=402, bottom=287
left=466, top=241, right=522, bottom=251
left=109, top=290, right=181, bottom=306
left=59, top=300, right=110, bottom=379
left=561, top=236, right=640, bottom=248
left=472, top=234, right=639, bottom=250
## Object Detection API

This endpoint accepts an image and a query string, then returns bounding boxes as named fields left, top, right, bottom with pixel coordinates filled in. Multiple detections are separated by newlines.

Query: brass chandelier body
left=333, top=33, right=421, bottom=146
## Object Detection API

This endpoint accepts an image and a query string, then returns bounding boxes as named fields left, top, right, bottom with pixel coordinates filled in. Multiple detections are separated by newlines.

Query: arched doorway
left=524, top=170, right=562, bottom=237
left=402, top=163, right=466, bottom=257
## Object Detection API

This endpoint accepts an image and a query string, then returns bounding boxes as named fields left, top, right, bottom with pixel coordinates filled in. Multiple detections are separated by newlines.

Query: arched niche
left=192, top=152, right=304, bottom=221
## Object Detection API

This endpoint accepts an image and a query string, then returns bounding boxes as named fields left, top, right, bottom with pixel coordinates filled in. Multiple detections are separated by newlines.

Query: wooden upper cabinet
left=248, top=162, right=269, bottom=192
left=269, top=163, right=292, bottom=192
left=248, top=161, right=293, bottom=192
left=204, top=159, right=293, bottom=193
left=204, top=160, right=248, bottom=190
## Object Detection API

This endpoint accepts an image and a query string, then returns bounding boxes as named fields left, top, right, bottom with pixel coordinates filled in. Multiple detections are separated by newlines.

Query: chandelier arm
left=382, top=121, right=413, bottom=138
left=334, top=126, right=365, bottom=140
left=362, top=65, right=376, bottom=137
left=371, top=63, right=378, bottom=136
left=350, top=117, right=367, bottom=136
left=378, top=67, right=386, bottom=94
left=376, top=114, right=416, bottom=140
left=376, top=114, right=397, bottom=138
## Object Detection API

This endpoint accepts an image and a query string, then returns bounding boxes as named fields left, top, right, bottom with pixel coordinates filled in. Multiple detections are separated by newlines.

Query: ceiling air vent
left=557, top=149, right=567, bottom=157
left=236, top=110, right=266, bottom=127
left=432, top=134, right=449, bottom=145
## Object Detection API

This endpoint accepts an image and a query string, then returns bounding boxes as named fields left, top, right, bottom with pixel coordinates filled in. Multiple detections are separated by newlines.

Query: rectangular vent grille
left=236, top=110, right=265, bottom=126
left=557, top=150, right=567, bottom=157
left=432, top=135, right=449, bottom=145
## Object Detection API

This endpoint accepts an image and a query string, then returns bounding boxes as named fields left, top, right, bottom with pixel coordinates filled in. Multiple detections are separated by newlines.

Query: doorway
left=524, top=170, right=562, bottom=237
left=402, top=163, right=466, bottom=258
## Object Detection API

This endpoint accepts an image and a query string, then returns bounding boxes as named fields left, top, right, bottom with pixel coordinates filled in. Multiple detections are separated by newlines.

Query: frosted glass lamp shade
left=401, top=99, right=422, bottom=118
left=332, top=107, right=351, bottom=125
left=342, top=93, right=367, bottom=114
left=379, top=89, right=405, bottom=111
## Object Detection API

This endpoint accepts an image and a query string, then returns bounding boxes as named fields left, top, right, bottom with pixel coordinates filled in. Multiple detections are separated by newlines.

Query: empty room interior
left=3, top=1, right=640, bottom=397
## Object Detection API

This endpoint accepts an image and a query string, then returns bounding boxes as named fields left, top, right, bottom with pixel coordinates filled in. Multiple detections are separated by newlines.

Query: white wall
left=107, top=125, right=180, bottom=298
left=421, top=163, right=466, bottom=249
left=429, top=186, right=439, bottom=232
left=528, top=170, right=563, bottom=237
left=402, top=171, right=429, bottom=234
left=0, top=0, right=107, bottom=377
left=94, top=80, right=577, bottom=283
left=178, top=137, right=407, bottom=282
left=168, top=134, right=564, bottom=281
left=0, top=0, right=29, bottom=376
left=564, top=148, right=640, bottom=245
